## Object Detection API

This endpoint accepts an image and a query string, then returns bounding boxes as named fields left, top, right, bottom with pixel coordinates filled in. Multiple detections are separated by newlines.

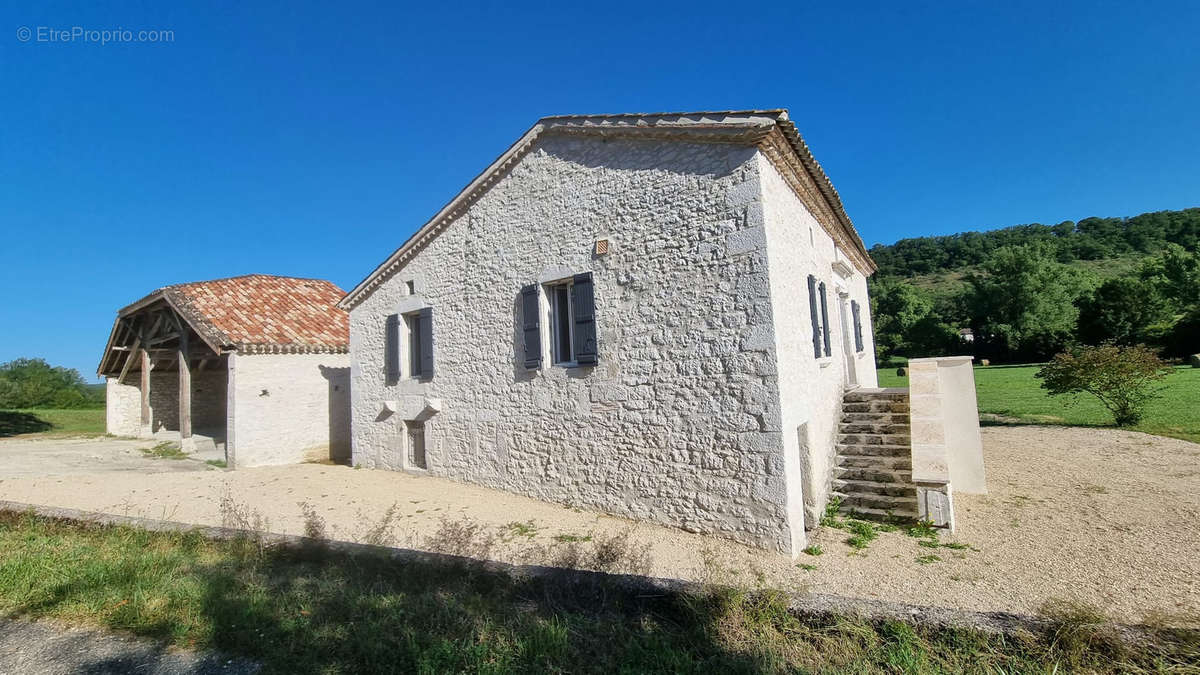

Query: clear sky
left=2, top=1, right=1198, bottom=380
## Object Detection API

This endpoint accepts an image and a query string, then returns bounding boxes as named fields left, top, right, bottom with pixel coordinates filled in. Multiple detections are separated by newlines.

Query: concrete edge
left=0, top=500, right=1172, bottom=644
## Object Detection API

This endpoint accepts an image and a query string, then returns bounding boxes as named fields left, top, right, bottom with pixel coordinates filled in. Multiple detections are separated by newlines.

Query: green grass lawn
left=0, top=512, right=1193, bottom=674
left=878, top=364, right=1200, bottom=444
left=0, top=408, right=106, bottom=438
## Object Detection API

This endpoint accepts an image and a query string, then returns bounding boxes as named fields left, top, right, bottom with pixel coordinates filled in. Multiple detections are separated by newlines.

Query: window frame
left=548, top=280, right=577, bottom=367
left=404, top=311, right=424, bottom=379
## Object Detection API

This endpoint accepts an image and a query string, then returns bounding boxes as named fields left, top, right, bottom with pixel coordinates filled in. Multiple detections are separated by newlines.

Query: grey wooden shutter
left=521, top=284, right=541, bottom=369
left=571, top=273, right=597, bottom=365
left=807, top=276, right=822, bottom=358
left=385, top=314, right=400, bottom=384
left=852, top=300, right=863, bottom=353
left=418, top=307, right=434, bottom=378
left=818, top=282, right=831, bottom=357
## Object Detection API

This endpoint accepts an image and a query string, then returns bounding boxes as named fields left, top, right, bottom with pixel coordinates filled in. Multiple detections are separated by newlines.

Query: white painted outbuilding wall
left=348, top=135, right=876, bottom=554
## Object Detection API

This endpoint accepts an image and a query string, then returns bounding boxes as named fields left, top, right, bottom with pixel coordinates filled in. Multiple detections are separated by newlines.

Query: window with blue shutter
left=545, top=273, right=597, bottom=367
left=852, top=300, right=864, bottom=353
left=385, top=314, right=400, bottom=384
left=521, top=284, right=541, bottom=369
left=807, top=276, right=822, bottom=358
left=404, top=308, right=434, bottom=380
left=572, top=273, right=597, bottom=365
left=818, top=281, right=831, bottom=357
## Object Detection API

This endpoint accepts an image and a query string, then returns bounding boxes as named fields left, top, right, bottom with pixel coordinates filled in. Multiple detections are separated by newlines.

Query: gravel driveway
left=0, top=426, right=1196, bottom=622
left=0, top=437, right=213, bottom=479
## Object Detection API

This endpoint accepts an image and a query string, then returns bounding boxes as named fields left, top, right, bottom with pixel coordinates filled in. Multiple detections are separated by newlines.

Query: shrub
left=1036, top=344, right=1172, bottom=426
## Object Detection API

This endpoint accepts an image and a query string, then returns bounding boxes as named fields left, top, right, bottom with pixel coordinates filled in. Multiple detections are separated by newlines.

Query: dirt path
left=1, top=426, right=1196, bottom=622
left=0, top=619, right=258, bottom=674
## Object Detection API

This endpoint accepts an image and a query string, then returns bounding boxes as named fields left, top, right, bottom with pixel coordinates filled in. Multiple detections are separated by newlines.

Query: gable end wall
left=349, top=136, right=803, bottom=552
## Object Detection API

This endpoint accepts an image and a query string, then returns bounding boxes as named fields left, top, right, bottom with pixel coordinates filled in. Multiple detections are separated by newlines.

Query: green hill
left=866, top=207, right=1200, bottom=363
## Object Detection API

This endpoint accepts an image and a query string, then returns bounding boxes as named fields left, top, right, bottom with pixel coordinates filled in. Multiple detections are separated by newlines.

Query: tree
left=1036, top=344, right=1172, bottom=426
left=1076, top=277, right=1173, bottom=346
left=869, top=278, right=932, bottom=362
left=0, top=358, right=99, bottom=409
left=966, top=243, right=1093, bottom=361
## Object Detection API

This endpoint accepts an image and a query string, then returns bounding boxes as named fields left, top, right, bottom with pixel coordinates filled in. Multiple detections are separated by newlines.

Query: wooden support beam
left=178, top=331, right=192, bottom=440
left=118, top=337, right=142, bottom=384
left=140, top=348, right=151, bottom=428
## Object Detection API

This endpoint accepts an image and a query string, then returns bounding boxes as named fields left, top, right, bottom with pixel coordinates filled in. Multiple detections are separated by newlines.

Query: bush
left=1036, top=344, right=1172, bottom=426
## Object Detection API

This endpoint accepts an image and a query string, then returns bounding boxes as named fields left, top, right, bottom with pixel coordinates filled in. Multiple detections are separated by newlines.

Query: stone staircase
left=832, top=388, right=919, bottom=520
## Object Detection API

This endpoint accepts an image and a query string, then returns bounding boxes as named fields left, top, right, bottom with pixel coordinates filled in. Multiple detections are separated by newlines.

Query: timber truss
left=98, top=296, right=225, bottom=440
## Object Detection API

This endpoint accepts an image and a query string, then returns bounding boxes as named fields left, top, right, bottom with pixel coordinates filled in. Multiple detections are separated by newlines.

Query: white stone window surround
left=391, top=295, right=432, bottom=381
left=536, top=265, right=589, bottom=370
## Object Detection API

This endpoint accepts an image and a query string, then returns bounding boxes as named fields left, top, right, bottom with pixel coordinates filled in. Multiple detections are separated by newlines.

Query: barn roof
left=338, top=109, right=876, bottom=311
left=106, top=274, right=349, bottom=363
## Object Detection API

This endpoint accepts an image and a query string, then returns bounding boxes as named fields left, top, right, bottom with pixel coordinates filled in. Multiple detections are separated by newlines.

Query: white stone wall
left=227, top=352, right=351, bottom=467
left=105, top=377, right=141, bottom=437
left=350, top=136, right=803, bottom=552
left=754, top=154, right=879, bottom=530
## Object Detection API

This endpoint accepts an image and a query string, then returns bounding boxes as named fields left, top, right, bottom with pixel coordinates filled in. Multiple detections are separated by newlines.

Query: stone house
left=339, top=110, right=982, bottom=554
left=99, top=274, right=351, bottom=467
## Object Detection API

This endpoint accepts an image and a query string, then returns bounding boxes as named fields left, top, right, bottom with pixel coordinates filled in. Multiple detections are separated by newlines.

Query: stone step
left=842, top=401, right=911, bottom=414
left=834, top=505, right=919, bottom=521
left=840, top=412, right=909, bottom=425
left=839, top=422, right=910, bottom=435
left=832, top=492, right=919, bottom=512
left=832, top=478, right=917, bottom=497
left=837, top=443, right=912, bottom=458
left=839, top=433, right=912, bottom=447
left=835, top=454, right=912, bottom=470
left=834, top=466, right=913, bottom=483
left=842, top=389, right=910, bottom=404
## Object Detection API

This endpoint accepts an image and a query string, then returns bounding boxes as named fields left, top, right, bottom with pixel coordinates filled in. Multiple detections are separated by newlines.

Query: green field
left=879, top=364, right=1200, bottom=444
left=0, top=408, right=106, bottom=438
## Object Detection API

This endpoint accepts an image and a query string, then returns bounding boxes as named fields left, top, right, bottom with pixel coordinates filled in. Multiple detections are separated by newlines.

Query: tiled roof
left=124, top=274, right=349, bottom=354
left=339, top=109, right=874, bottom=310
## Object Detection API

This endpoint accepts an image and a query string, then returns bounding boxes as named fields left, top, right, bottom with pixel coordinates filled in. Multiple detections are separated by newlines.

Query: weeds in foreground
left=297, top=501, right=328, bottom=541
left=424, top=517, right=497, bottom=560
left=141, top=441, right=186, bottom=460
left=205, top=459, right=227, bottom=468
left=0, top=512, right=1195, bottom=674
left=357, top=502, right=401, bottom=547
left=802, top=545, right=823, bottom=556
left=503, top=520, right=538, bottom=540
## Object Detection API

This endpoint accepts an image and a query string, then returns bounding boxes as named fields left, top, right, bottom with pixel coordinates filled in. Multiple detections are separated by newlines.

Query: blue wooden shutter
left=818, top=282, right=831, bottom=357
left=807, top=276, right=822, bottom=358
left=521, top=284, right=541, bottom=369
left=418, top=307, right=434, bottom=378
left=385, top=314, right=400, bottom=384
left=852, top=300, right=863, bottom=353
left=571, top=273, right=597, bottom=365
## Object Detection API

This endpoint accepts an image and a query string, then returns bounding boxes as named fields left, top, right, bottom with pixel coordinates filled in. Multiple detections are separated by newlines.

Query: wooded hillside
left=868, top=208, right=1200, bottom=364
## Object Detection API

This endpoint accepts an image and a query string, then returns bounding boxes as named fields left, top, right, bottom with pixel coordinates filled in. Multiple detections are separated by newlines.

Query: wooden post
left=178, top=331, right=192, bottom=440
left=140, top=348, right=151, bottom=432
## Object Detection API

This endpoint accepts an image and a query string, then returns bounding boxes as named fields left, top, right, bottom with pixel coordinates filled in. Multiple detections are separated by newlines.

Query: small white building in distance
left=339, top=110, right=983, bottom=554
left=99, top=274, right=351, bottom=467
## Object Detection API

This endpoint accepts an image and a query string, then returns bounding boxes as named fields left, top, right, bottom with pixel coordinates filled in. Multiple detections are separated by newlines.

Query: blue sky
left=2, top=1, right=1198, bottom=380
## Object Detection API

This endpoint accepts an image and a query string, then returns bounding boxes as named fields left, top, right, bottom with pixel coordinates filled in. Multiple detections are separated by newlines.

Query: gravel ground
left=0, top=426, right=1196, bottom=622
left=0, top=437, right=213, bottom=479
left=0, top=619, right=258, bottom=674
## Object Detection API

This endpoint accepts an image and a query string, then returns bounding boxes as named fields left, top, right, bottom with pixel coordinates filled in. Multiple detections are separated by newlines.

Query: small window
left=405, top=280, right=415, bottom=295
left=405, top=312, right=424, bottom=377
left=550, top=282, right=575, bottom=365
left=407, top=421, right=426, bottom=469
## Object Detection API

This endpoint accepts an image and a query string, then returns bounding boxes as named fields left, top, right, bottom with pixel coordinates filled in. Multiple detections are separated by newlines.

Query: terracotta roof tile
left=145, top=274, right=348, bottom=354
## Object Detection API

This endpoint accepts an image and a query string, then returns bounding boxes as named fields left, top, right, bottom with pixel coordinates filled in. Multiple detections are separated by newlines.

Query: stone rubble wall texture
left=349, top=135, right=876, bottom=553
left=106, top=369, right=227, bottom=438
left=757, top=155, right=878, bottom=530
left=105, top=378, right=141, bottom=437
left=227, top=352, right=351, bottom=468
